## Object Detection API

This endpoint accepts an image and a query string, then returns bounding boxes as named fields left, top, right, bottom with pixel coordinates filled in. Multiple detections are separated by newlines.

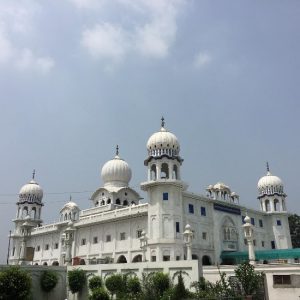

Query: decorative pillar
left=243, top=216, right=255, bottom=265
left=64, top=221, right=75, bottom=266
left=183, top=224, right=193, bottom=260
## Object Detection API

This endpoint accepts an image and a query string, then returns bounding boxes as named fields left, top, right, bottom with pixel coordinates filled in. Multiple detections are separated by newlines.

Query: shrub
left=0, top=266, right=31, bottom=300
left=89, top=287, right=110, bottom=300
left=127, top=276, right=141, bottom=297
left=105, top=273, right=123, bottom=298
left=68, top=269, right=86, bottom=294
left=40, top=270, right=58, bottom=293
left=151, top=272, right=170, bottom=298
left=89, top=276, right=103, bottom=291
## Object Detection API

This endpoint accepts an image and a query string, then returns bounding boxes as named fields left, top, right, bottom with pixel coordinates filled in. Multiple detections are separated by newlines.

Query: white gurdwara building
left=9, top=120, right=292, bottom=266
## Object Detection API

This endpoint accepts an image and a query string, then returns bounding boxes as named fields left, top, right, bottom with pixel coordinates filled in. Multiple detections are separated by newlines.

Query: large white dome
left=147, top=118, right=180, bottom=156
left=258, top=170, right=284, bottom=196
left=19, top=179, right=43, bottom=204
left=101, top=153, right=132, bottom=188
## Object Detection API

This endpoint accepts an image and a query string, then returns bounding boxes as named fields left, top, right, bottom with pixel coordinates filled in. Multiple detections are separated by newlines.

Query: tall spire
left=32, top=169, right=36, bottom=180
left=266, top=162, right=270, bottom=173
left=116, top=144, right=119, bottom=156
left=161, top=116, right=165, bottom=128
left=69, top=195, right=72, bottom=202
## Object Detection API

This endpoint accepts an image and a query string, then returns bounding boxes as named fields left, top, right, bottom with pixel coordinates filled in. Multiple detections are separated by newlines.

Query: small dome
left=257, top=168, right=284, bottom=196
left=244, top=215, right=251, bottom=223
left=101, top=151, right=132, bottom=188
left=19, top=179, right=43, bottom=204
left=147, top=118, right=180, bottom=157
left=61, top=201, right=79, bottom=211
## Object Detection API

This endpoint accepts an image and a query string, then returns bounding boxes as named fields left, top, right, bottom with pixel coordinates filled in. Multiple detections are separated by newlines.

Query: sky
left=0, top=0, right=299, bottom=263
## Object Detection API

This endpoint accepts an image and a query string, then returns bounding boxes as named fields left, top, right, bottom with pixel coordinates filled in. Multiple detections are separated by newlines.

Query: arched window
left=172, top=165, right=178, bottom=179
left=161, top=163, right=169, bottom=179
left=101, top=200, right=105, bottom=206
left=151, top=164, right=157, bottom=180
left=274, top=199, right=279, bottom=211
left=132, top=255, right=142, bottom=263
left=117, top=255, right=127, bottom=263
left=31, top=207, right=36, bottom=219
left=64, top=213, right=68, bottom=221
left=123, top=200, right=128, bottom=206
left=107, top=198, right=111, bottom=204
left=22, top=207, right=28, bottom=218
left=265, top=200, right=270, bottom=212
left=202, top=255, right=212, bottom=266
left=116, top=198, right=121, bottom=205
left=69, top=212, right=72, bottom=220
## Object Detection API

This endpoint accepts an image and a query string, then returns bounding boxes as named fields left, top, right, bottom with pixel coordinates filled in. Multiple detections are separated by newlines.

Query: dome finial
left=266, top=161, right=270, bottom=174
left=161, top=116, right=165, bottom=128
left=116, top=145, right=119, bottom=156
left=69, top=195, right=72, bottom=202
left=32, top=169, right=36, bottom=180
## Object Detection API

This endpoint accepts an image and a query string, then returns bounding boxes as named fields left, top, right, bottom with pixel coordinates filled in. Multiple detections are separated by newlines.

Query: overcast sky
left=0, top=0, right=299, bottom=263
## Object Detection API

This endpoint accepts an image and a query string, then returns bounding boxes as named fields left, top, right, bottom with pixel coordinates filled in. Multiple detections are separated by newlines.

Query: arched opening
left=43, top=262, right=48, bottom=266
left=22, top=207, right=28, bottom=218
left=192, top=254, right=199, bottom=260
left=116, top=198, right=121, bottom=205
left=202, top=255, right=212, bottom=266
left=52, top=261, right=59, bottom=266
left=117, top=255, right=127, bottom=263
left=265, top=200, right=270, bottom=211
left=31, top=207, right=36, bottom=219
left=101, top=200, right=105, bottom=206
left=68, top=212, right=72, bottom=220
left=151, top=164, right=157, bottom=180
left=107, top=198, right=111, bottom=204
left=64, top=213, right=68, bottom=221
left=161, top=163, right=169, bottom=179
left=132, top=254, right=142, bottom=263
left=123, top=200, right=128, bottom=206
left=34, top=263, right=39, bottom=265
left=172, top=165, right=178, bottom=179
left=274, top=199, right=279, bottom=211
left=79, top=259, right=86, bottom=265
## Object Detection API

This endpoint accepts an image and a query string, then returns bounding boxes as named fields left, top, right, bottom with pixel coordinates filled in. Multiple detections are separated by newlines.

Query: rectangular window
left=163, top=256, right=170, bottom=261
left=54, top=243, right=59, bottom=249
left=93, top=237, right=98, bottom=244
left=271, top=240, right=276, bottom=249
left=81, top=238, right=86, bottom=246
left=261, top=241, right=265, bottom=247
left=151, top=256, right=156, bottom=262
left=244, top=238, right=247, bottom=245
left=242, top=216, right=246, bottom=224
left=253, top=239, right=256, bottom=246
left=136, top=230, right=143, bottom=238
left=120, top=232, right=126, bottom=240
left=163, top=192, right=168, bottom=200
left=251, top=218, right=255, bottom=226
left=36, top=245, right=40, bottom=252
left=106, top=235, right=111, bottom=242
left=176, top=222, right=180, bottom=233
left=188, top=204, right=194, bottom=214
left=12, top=247, right=15, bottom=256
left=176, top=256, right=180, bottom=261
left=259, top=219, right=263, bottom=227
left=277, top=219, right=282, bottom=226
left=273, top=275, right=291, bottom=285
left=45, top=244, right=49, bottom=250
left=201, top=207, right=206, bottom=216
left=202, top=232, right=207, bottom=240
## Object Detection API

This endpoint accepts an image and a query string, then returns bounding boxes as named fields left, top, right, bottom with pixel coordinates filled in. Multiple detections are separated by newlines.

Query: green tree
left=89, top=287, right=110, bottom=300
left=89, top=275, right=103, bottom=291
left=40, top=270, right=58, bottom=299
left=288, top=214, right=300, bottom=248
left=68, top=269, right=86, bottom=294
left=105, top=273, right=124, bottom=299
left=127, top=276, right=141, bottom=298
left=0, top=266, right=32, bottom=300
left=172, top=271, right=189, bottom=300
left=150, top=272, right=171, bottom=299
left=234, top=261, right=264, bottom=297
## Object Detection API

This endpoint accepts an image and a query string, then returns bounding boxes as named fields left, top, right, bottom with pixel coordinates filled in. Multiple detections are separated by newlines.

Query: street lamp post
left=183, top=224, right=193, bottom=261
left=243, top=215, right=256, bottom=265
left=139, top=230, right=148, bottom=262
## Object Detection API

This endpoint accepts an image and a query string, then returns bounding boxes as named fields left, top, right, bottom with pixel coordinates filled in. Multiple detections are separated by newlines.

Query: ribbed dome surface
left=101, top=155, right=132, bottom=187
left=61, top=201, right=79, bottom=211
left=19, top=180, right=43, bottom=204
left=258, top=171, right=284, bottom=195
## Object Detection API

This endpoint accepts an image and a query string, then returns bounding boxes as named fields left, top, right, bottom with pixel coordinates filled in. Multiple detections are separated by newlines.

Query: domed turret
left=257, top=163, right=284, bottom=197
left=60, top=196, right=80, bottom=221
left=18, top=171, right=43, bottom=204
left=257, top=163, right=287, bottom=213
left=101, top=146, right=132, bottom=188
left=146, top=117, right=180, bottom=158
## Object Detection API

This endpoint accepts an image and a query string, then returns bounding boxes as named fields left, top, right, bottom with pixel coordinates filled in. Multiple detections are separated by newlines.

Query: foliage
left=0, top=266, right=32, bottom=300
left=190, top=277, right=217, bottom=299
left=173, top=271, right=189, bottom=300
left=68, top=268, right=86, bottom=294
left=234, top=261, right=264, bottom=297
left=89, top=287, right=110, bottom=300
left=288, top=214, right=300, bottom=248
left=105, top=273, right=123, bottom=298
left=89, top=275, right=103, bottom=291
left=40, top=270, right=58, bottom=293
left=127, top=276, right=142, bottom=298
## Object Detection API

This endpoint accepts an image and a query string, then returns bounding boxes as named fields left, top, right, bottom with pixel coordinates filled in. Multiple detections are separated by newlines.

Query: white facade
left=9, top=120, right=292, bottom=267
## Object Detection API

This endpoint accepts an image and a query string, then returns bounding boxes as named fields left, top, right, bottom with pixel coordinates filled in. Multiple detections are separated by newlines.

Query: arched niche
left=161, top=163, right=169, bottom=179
left=117, top=255, right=127, bottom=263
left=151, top=164, right=157, bottom=180
left=132, top=254, right=142, bottom=263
